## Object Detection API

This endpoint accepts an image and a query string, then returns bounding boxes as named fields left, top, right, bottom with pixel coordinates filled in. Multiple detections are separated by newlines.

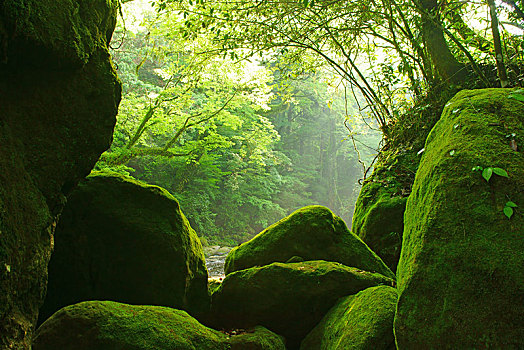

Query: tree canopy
left=98, top=0, right=523, bottom=244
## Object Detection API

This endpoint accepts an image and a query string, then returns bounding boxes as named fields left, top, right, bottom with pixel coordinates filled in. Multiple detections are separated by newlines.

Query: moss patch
left=39, top=172, right=208, bottom=324
left=225, top=205, right=394, bottom=279
left=229, top=326, right=286, bottom=350
left=301, top=285, right=397, bottom=350
left=352, top=181, right=406, bottom=272
left=34, top=301, right=284, bottom=349
left=395, top=88, right=524, bottom=348
left=1, top=0, right=119, bottom=68
left=210, top=260, right=394, bottom=349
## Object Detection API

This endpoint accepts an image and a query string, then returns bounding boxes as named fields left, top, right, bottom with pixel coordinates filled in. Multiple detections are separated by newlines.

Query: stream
left=204, top=246, right=232, bottom=279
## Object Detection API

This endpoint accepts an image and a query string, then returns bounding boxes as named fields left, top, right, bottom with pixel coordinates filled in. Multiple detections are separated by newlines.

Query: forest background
left=96, top=0, right=381, bottom=246
left=96, top=0, right=523, bottom=246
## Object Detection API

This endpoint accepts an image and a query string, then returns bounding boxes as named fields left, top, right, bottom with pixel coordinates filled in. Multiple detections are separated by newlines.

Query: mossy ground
left=301, top=285, right=397, bottom=350
left=395, top=88, right=524, bottom=348
left=225, top=205, right=394, bottom=279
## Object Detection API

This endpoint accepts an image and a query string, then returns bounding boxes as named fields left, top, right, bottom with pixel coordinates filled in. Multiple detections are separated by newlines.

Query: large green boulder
left=0, top=1, right=121, bottom=347
left=224, top=206, right=394, bottom=279
left=395, top=88, right=524, bottom=348
left=352, top=181, right=406, bottom=272
left=301, top=285, right=397, bottom=350
left=33, top=301, right=285, bottom=350
left=210, top=260, right=394, bottom=349
left=39, top=172, right=208, bottom=324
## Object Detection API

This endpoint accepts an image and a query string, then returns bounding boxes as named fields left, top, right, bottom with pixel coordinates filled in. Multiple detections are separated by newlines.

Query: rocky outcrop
left=395, top=88, right=524, bottom=348
left=301, top=285, right=397, bottom=350
left=210, top=260, right=394, bottom=349
left=224, top=206, right=394, bottom=279
left=33, top=301, right=286, bottom=350
left=39, top=172, right=209, bottom=324
left=351, top=182, right=406, bottom=272
left=0, top=0, right=121, bottom=348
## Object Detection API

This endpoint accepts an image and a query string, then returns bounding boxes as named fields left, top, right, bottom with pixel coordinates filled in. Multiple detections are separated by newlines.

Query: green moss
left=1, top=0, right=118, bottom=68
left=34, top=301, right=285, bottom=350
left=211, top=260, right=394, bottom=349
left=224, top=205, right=394, bottom=279
left=395, top=88, right=524, bottom=349
left=352, top=181, right=406, bottom=272
left=39, top=172, right=209, bottom=324
left=1, top=0, right=121, bottom=346
left=229, top=326, right=286, bottom=350
left=301, top=285, right=397, bottom=350
left=208, top=279, right=222, bottom=296
left=34, top=301, right=227, bottom=349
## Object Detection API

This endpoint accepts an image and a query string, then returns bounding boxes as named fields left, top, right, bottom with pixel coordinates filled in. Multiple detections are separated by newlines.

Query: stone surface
left=33, top=301, right=286, bottom=350
left=395, top=88, right=524, bottom=349
left=0, top=0, right=121, bottom=347
left=39, top=172, right=209, bottom=324
left=352, top=182, right=406, bottom=272
left=224, top=205, right=394, bottom=279
left=210, top=260, right=394, bottom=349
left=301, top=285, right=397, bottom=350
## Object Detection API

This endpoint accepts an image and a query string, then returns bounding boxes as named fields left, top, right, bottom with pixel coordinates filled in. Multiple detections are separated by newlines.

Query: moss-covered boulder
left=0, top=1, right=121, bottom=347
left=33, top=301, right=285, bottom=350
left=39, top=172, right=208, bottom=324
left=351, top=182, right=406, bottom=272
left=301, top=285, right=397, bottom=350
left=229, top=326, right=287, bottom=350
left=210, top=260, right=394, bottom=349
left=224, top=206, right=394, bottom=279
left=1, top=0, right=118, bottom=68
left=395, top=88, right=524, bottom=348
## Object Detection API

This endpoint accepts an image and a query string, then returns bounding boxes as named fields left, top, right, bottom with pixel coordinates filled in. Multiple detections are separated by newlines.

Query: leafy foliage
left=96, top=5, right=377, bottom=245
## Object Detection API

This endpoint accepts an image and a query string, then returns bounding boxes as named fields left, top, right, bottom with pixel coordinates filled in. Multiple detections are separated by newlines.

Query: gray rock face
left=0, top=1, right=121, bottom=348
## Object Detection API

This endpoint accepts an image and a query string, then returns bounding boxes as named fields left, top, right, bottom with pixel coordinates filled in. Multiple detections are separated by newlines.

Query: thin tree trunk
left=488, top=0, right=509, bottom=87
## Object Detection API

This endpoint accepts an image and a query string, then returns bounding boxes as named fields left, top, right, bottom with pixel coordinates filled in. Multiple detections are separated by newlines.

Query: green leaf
left=482, top=167, right=493, bottom=182
left=493, top=167, right=508, bottom=178
left=506, top=201, right=518, bottom=208
left=503, top=206, right=514, bottom=219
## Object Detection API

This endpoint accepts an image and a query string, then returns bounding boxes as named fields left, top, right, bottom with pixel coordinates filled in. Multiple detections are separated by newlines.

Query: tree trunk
left=488, top=0, right=509, bottom=87
left=417, top=0, right=467, bottom=84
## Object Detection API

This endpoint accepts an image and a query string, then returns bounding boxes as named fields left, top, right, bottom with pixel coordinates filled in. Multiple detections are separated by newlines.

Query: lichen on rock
left=224, top=205, right=394, bottom=279
left=395, top=88, right=524, bottom=348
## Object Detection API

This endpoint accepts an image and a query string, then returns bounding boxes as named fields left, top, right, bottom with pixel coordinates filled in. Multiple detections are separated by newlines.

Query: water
left=204, top=246, right=232, bottom=279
